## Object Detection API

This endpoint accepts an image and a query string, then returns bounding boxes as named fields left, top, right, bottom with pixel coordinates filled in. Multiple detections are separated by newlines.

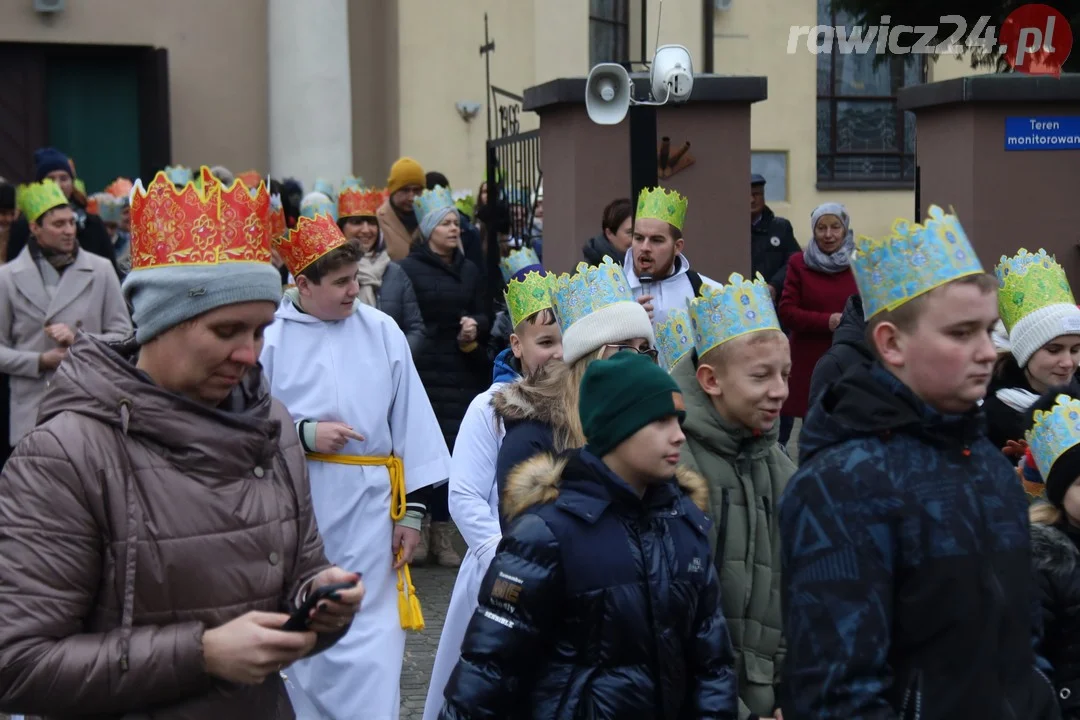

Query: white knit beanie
left=561, top=301, right=656, bottom=365
left=1009, top=303, right=1080, bottom=367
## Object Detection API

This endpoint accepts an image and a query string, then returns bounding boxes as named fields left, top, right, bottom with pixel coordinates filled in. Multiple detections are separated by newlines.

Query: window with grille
left=590, top=0, right=630, bottom=67
left=816, top=0, right=925, bottom=185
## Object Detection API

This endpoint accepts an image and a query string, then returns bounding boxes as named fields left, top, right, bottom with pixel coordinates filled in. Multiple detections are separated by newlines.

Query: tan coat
left=0, top=334, right=341, bottom=719
left=375, top=196, right=416, bottom=261
left=0, top=246, right=131, bottom=444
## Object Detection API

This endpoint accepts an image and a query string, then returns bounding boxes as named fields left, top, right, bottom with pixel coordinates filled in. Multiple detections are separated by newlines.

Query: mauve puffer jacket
left=0, top=334, right=341, bottom=719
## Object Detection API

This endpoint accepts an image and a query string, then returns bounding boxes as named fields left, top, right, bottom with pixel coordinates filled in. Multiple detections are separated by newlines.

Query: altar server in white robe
left=261, top=212, right=450, bottom=720
left=423, top=259, right=563, bottom=720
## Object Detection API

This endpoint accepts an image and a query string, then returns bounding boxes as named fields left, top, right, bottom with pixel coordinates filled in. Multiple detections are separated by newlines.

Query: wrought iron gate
left=478, top=14, right=542, bottom=309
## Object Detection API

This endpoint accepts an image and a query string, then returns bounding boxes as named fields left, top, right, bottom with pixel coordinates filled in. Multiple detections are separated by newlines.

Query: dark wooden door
left=0, top=44, right=48, bottom=184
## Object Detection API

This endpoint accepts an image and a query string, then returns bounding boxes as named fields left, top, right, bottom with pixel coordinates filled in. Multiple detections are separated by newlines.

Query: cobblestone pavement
left=399, top=559, right=464, bottom=719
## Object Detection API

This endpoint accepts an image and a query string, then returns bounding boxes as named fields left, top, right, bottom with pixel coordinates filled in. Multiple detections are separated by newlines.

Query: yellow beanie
left=387, top=157, right=425, bottom=195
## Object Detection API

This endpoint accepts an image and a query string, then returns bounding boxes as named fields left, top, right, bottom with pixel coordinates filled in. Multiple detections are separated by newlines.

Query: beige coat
left=0, top=246, right=131, bottom=444
left=375, top=196, right=416, bottom=261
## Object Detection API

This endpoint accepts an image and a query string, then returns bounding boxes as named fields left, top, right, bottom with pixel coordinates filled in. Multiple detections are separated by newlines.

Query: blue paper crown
left=852, top=205, right=983, bottom=319
left=500, top=247, right=541, bottom=283
left=164, top=165, right=193, bottom=187
left=656, top=307, right=696, bottom=371
left=1028, top=393, right=1080, bottom=480
left=506, top=187, right=530, bottom=207
left=687, top=273, right=780, bottom=356
left=313, top=178, right=336, bottom=199
left=413, top=185, right=456, bottom=225
left=551, top=257, right=635, bottom=334
left=301, top=194, right=337, bottom=221
left=341, top=175, right=365, bottom=189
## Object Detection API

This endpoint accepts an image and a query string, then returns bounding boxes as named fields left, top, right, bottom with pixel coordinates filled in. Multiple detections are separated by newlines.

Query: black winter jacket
left=583, top=233, right=621, bottom=266
left=1033, top=521, right=1080, bottom=719
left=985, top=357, right=1038, bottom=455
left=398, top=243, right=491, bottom=451
left=377, top=261, right=425, bottom=356
left=807, top=293, right=871, bottom=409
left=781, top=362, right=1059, bottom=720
left=440, top=449, right=738, bottom=720
left=750, top=206, right=798, bottom=293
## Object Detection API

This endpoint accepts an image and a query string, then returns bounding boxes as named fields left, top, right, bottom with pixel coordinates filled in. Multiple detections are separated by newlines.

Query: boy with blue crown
left=260, top=212, right=450, bottom=719
left=423, top=261, right=563, bottom=720
left=670, top=272, right=793, bottom=720
left=779, top=206, right=1058, bottom=719
left=629, top=186, right=715, bottom=325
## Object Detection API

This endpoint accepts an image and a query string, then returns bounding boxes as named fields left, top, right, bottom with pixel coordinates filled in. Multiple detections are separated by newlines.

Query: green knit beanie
left=579, top=351, right=686, bottom=458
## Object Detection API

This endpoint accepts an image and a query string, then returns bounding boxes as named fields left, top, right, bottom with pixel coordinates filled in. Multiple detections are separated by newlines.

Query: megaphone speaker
left=585, top=63, right=631, bottom=125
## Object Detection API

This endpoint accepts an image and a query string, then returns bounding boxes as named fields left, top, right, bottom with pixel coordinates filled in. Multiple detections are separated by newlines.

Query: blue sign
left=1005, top=116, right=1080, bottom=151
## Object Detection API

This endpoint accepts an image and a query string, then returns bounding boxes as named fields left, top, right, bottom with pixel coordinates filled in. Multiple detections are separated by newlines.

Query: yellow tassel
left=396, top=552, right=425, bottom=631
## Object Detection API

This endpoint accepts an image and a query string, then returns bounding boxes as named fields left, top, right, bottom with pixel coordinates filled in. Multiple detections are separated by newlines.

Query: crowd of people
left=0, top=145, right=1076, bottom=720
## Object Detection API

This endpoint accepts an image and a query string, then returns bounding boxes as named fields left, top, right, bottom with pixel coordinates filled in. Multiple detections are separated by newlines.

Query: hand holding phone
left=282, top=582, right=356, bottom=632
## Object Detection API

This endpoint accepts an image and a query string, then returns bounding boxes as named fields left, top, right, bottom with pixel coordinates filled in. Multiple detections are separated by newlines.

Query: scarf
left=356, top=250, right=391, bottom=307
left=804, top=202, right=854, bottom=274
left=29, top=235, right=78, bottom=273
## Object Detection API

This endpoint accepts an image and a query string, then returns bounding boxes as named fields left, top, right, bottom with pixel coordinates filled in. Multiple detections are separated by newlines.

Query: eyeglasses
left=605, top=344, right=660, bottom=364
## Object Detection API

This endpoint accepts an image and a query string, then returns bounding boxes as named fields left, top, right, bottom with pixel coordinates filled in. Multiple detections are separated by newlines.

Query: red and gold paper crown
left=275, top=213, right=348, bottom=276
left=338, top=187, right=386, bottom=220
left=269, top=194, right=288, bottom=242
left=129, top=166, right=272, bottom=271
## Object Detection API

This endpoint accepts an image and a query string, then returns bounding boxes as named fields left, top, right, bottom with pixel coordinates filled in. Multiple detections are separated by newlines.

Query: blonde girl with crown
left=423, top=261, right=563, bottom=720
left=491, top=256, right=657, bottom=515
left=985, top=248, right=1080, bottom=459
left=1025, top=389, right=1080, bottom=718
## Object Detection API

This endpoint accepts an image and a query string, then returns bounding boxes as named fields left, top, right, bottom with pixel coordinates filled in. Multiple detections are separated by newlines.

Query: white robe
left=261, top=298, right=450, bottom=720
left=422, top=381, right=509, bottom=720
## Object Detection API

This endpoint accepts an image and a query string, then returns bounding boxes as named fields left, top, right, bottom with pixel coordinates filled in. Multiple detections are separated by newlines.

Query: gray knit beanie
left=122, top=263, right=283, bottom=344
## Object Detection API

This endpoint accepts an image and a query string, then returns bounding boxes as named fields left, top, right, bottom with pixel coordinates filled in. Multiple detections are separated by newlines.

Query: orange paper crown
left=338, top=187, right=386, bottom=220
left=105, top=177, right=134, bottom=198
left=275, top=213, right=347, bottom=276
left=236, top=170, right=263, bottom=188
left=129, top=166, right=272, bottom=271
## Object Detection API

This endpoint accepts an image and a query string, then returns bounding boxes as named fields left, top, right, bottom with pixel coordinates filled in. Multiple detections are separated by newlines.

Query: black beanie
left=579, top=351, right=686, bottom=458
left=0, top=183, right=14, bottom=212
left=34, top=147, right=72, bottom=181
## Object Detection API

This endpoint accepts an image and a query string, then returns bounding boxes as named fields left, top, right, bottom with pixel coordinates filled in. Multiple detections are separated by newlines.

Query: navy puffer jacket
left=440, top=449, right=738, bottom=720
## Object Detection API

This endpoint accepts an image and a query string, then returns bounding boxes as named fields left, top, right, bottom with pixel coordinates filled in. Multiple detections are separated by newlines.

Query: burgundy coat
left=778, top=251, right=857, bottom=418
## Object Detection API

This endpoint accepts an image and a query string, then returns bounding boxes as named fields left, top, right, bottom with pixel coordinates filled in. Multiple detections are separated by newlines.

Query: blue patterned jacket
left=779, top=363, right=1059, bottom=720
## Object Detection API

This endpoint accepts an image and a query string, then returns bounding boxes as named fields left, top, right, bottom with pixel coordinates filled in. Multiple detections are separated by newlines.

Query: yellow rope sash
left=305, top=453, right=424, bottom=631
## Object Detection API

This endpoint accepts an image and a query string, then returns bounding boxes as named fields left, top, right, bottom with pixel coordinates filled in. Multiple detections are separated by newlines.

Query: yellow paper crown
left=995, top=248, right=1077, bottom=333
left=851, top=205, right=983, bottom=319
left=636, top=186, right=688, bottom=231
left=505, top=270, right=554, bottom=328
left=16, top=180, right=68, bottom=223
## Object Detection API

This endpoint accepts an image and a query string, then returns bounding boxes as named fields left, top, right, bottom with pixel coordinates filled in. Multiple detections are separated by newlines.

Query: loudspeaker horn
left=585, top=63, right=632, bottom=125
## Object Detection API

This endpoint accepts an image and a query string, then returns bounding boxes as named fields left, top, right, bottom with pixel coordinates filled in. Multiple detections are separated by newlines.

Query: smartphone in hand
left=281, top=582, right=357, bottom=632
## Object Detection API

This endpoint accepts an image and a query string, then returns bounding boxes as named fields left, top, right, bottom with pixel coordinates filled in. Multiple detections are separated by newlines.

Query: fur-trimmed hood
left=492, top=373, right=577, bottom=430
left=1031, top=521, right=1080, bottom=575
left=503, top=451, right=709, bottom=521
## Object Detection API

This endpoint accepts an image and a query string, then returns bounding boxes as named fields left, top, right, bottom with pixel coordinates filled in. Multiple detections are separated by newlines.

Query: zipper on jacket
left=898, top=671, right=923, bottom=720
left=713, top=488, right=729, bottom=576
left=629, top=516, right=666, bottom=715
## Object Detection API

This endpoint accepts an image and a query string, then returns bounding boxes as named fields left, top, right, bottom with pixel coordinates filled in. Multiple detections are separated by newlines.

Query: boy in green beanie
left=440, top=351, right=738, bottom=719
left=674, top=274, right=794, bottom=720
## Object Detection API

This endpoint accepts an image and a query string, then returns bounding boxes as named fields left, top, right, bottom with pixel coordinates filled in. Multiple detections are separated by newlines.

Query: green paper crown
left=16, top=180, right=68, bottom=223
left=995, top=248, right=1076, bottom=333
left=636, top=186, right=688, bottom=231
left=506, top=270, right=554, bottom=328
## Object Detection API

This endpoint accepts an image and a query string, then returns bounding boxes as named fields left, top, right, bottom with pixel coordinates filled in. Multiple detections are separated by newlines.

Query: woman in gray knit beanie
left=0, top=167, right=361, bottom=717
